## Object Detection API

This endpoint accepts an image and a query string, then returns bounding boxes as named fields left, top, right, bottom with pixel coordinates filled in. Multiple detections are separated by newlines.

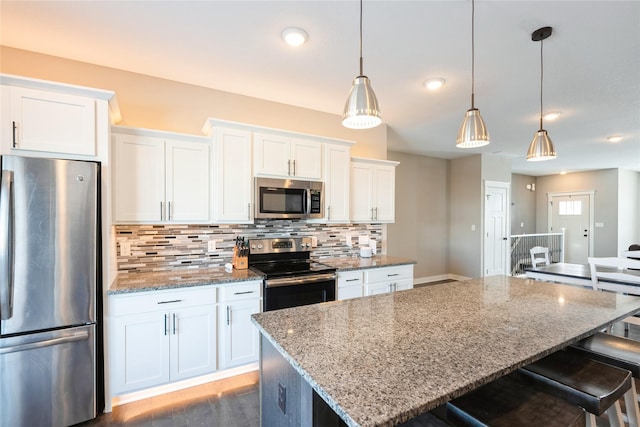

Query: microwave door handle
left=305, top=189, right=311, bottom=214
left=0, top=169, right=14, bottom=320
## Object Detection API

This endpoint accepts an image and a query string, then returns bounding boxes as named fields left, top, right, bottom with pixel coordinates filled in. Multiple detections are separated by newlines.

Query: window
left=558, top=200, right=582, bottom=216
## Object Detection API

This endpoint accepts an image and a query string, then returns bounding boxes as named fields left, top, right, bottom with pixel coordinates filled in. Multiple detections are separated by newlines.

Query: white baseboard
left=414, top=274, right=471, bottom=285
left=110, top=362, right=259, bottom=409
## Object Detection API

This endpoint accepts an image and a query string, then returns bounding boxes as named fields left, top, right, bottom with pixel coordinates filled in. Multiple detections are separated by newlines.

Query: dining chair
left=530, top=246, right=550, bottom=268
left=588, top=257, right=640, bottom=331
left=587, top=257, right=640, bottom=294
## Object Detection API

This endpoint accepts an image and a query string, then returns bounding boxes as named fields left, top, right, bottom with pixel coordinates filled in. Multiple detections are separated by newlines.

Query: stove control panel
left=249, top=237, right=313, bottom=255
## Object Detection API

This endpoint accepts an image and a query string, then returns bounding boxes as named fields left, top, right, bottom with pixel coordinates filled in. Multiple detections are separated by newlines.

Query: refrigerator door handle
left=0, top=330, right=89, bottom=355
left=0, top=169, right=13, bottom=320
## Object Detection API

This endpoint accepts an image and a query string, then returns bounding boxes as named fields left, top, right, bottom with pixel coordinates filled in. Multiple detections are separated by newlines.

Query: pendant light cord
left=470, top=0, right=475, bottom=108
left=359, top=0, right=364, bottom=76
left=539, top=38, right=544, bottom=130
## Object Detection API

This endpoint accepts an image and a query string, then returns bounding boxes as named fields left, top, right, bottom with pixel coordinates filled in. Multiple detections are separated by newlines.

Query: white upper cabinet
left=350, top=157, right=399, bottom=223
left=211, top=126, right=253, bottom=223
left=113, top=127, right=210, bottom=223
left=323, top=143, right=352, bottom=223
left=254, top=132, right=322, bottom=180
left=1, top=74, right=119, bottom=159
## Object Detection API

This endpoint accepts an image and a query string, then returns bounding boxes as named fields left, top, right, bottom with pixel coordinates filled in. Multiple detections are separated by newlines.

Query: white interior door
left=484, top=181, right=510, bottom=276
left=550, top=194, right=591, bottom=263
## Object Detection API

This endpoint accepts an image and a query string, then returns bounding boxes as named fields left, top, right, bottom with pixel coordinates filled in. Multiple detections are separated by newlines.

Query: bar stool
left=570, top=332, right=640, bottom=426
left=519, top=349, right=632, bottom=427
left=443, top=371, right=585, bottom=427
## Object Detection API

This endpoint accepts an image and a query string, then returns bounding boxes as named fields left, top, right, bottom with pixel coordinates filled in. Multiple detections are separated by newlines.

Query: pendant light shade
left=527, top=129, right=556, bottom=161
left=456, top=108, right=490, bottom=147
left=342, top=76, right=381, bottom=129
left=527, top=26, right=557, bottom=161
left=342, top=0, right=381, bottom=129
left=456, top=0, right=490, bottom=148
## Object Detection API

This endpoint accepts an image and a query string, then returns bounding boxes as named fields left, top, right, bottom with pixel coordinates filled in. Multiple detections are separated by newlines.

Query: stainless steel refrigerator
left=0, top=155, right=98, bottom=426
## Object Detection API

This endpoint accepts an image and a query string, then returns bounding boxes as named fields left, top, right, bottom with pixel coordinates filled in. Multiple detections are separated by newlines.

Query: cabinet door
left=9, top=87, right=96, bottom=156
left=169, top=306, right=217, bottom=381
left=338, top=284, right=363, bottom=300
left=290, top=138, right=322, bottom=180
left=324, top=144, right=350, bottom=222
left=364, top=282, right=393, bottom=296
left=113, top=135, right=165, bottom=222
left=165, top=139, right=210, bottom=222
left=394, top=279, right=414, bottom=292
left=112, top=312, right=170, bottom=393
left=214, top=127, right=253, bottom=222
left=374, top=165, right=396, bottom=222
left=254, top=133, right=290, bottom=176
left=350, top=162, right=375, bottom=222
left=219, top=299, right=260, bottom=369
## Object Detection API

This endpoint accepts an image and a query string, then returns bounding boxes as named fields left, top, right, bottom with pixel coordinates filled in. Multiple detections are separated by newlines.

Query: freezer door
left=0, top=325, right=96, bottom=426
left=0, top=155, right=97, bottom=335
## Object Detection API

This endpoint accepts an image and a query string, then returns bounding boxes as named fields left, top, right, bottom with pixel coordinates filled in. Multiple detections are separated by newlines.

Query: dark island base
left=259, top=335, right=447, bottom=427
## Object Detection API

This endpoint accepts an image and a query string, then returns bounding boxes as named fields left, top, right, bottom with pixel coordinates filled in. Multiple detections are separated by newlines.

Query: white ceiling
left=1, top=1, right=639, bottom=176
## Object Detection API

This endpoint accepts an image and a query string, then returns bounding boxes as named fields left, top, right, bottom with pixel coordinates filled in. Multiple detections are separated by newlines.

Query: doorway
left=484, top=181, right=510, bottom=276
left=548, top=192, right=594, bottom=264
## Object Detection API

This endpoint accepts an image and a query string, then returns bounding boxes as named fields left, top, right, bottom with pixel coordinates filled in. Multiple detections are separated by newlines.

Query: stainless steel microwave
left=255, top=178, right=324, bottom=219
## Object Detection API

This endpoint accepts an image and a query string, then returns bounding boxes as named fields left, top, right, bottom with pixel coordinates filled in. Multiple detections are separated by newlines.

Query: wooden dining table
left=526, top=262, right=640, bottom=288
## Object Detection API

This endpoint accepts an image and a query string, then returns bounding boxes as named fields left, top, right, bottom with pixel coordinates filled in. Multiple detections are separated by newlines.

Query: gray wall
left=536, top=169, right=619, bottom=257
left=618, top=169, right=640, bottom=253
left=387, top=151, right=449, bottom=281
left=448, top=155, right=483, bottom=278
left=511, top=174, right=537, bottom=234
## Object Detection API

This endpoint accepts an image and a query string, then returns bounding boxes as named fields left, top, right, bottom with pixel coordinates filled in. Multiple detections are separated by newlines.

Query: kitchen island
left=251, top=275, right=640, bottom=427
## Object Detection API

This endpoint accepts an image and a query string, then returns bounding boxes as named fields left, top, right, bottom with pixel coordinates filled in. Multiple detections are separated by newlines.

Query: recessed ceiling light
left=543, top=111, right=561, bottom=121
left=423, top=78, right=446, bottom=91
left=607, top=135, right=623, bottom=143
left=281, top=27, right=308, bottom=47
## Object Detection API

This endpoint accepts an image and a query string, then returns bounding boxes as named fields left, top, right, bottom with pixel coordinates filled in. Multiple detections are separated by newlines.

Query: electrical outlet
left=208, top=240, right=217, bottom=252
left=120, top=241, right=131, bottom=257
left=345, top=235, right=353, bottom=248
left=358, top=235, right=369, bottom=246
left=278, top=383, right=286, bottom=414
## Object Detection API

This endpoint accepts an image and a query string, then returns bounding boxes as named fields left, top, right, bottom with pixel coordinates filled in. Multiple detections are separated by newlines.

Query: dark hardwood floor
left=81, top=371, right=259, bottom=427
left=81, top=322, right=640, bottom=427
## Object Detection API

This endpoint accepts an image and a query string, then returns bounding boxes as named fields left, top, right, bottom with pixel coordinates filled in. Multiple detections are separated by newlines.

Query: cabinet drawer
left=364, top=265, right=413, bottom=283
left=111, top=286, right=216, bottom=316
left=219, top=281, right=262, bottom=302
left=338, top=270, right=363, bottom=288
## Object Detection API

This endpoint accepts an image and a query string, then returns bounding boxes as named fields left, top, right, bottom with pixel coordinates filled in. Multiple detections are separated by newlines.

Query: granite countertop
left=108, top=267, right=264, bottom=295
left=109, top=255, right=415, bottom=294
left=251, top=276, right=640, bottom=427
left=321, top=255, right=416, bottom=271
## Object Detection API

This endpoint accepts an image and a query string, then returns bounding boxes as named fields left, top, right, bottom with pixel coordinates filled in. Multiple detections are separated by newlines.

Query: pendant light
left=527, top=26, right=557, bottom=161
left=456, top=0, right=490, bottom=148
left=342, top=0, right=381, bottom=129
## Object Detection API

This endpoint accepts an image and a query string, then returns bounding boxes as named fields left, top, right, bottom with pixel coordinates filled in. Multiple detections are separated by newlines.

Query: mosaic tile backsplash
left=115, top=220, right=383, bottom=273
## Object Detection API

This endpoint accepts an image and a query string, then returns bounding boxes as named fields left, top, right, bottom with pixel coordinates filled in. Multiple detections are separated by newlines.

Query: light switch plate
left=120, top=241, right=131, bottom=257
left=358, top=235, right=369, bottom=246
left=345, top=235, right=353, bottom=247
left=208, top=240, right=217, bottom=252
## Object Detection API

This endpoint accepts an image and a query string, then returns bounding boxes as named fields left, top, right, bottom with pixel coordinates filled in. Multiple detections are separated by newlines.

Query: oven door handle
left=265, top=273, right=336, bottom=288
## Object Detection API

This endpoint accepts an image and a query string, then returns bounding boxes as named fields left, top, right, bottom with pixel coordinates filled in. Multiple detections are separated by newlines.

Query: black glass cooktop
left=250, top=259, right=335, bottom=278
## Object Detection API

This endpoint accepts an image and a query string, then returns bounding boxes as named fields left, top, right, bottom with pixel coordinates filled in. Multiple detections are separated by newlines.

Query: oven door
left=263, top=273, right=336, bottom=311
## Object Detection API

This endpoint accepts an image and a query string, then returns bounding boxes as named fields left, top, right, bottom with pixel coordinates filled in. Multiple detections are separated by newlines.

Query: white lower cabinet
left=110, top=286, right=217, bottom=394
left=218, top=281, right=262, bottom=369
left=363, top=265, right=414, bottom=296
left=337, top=270, right=363, bottom=300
